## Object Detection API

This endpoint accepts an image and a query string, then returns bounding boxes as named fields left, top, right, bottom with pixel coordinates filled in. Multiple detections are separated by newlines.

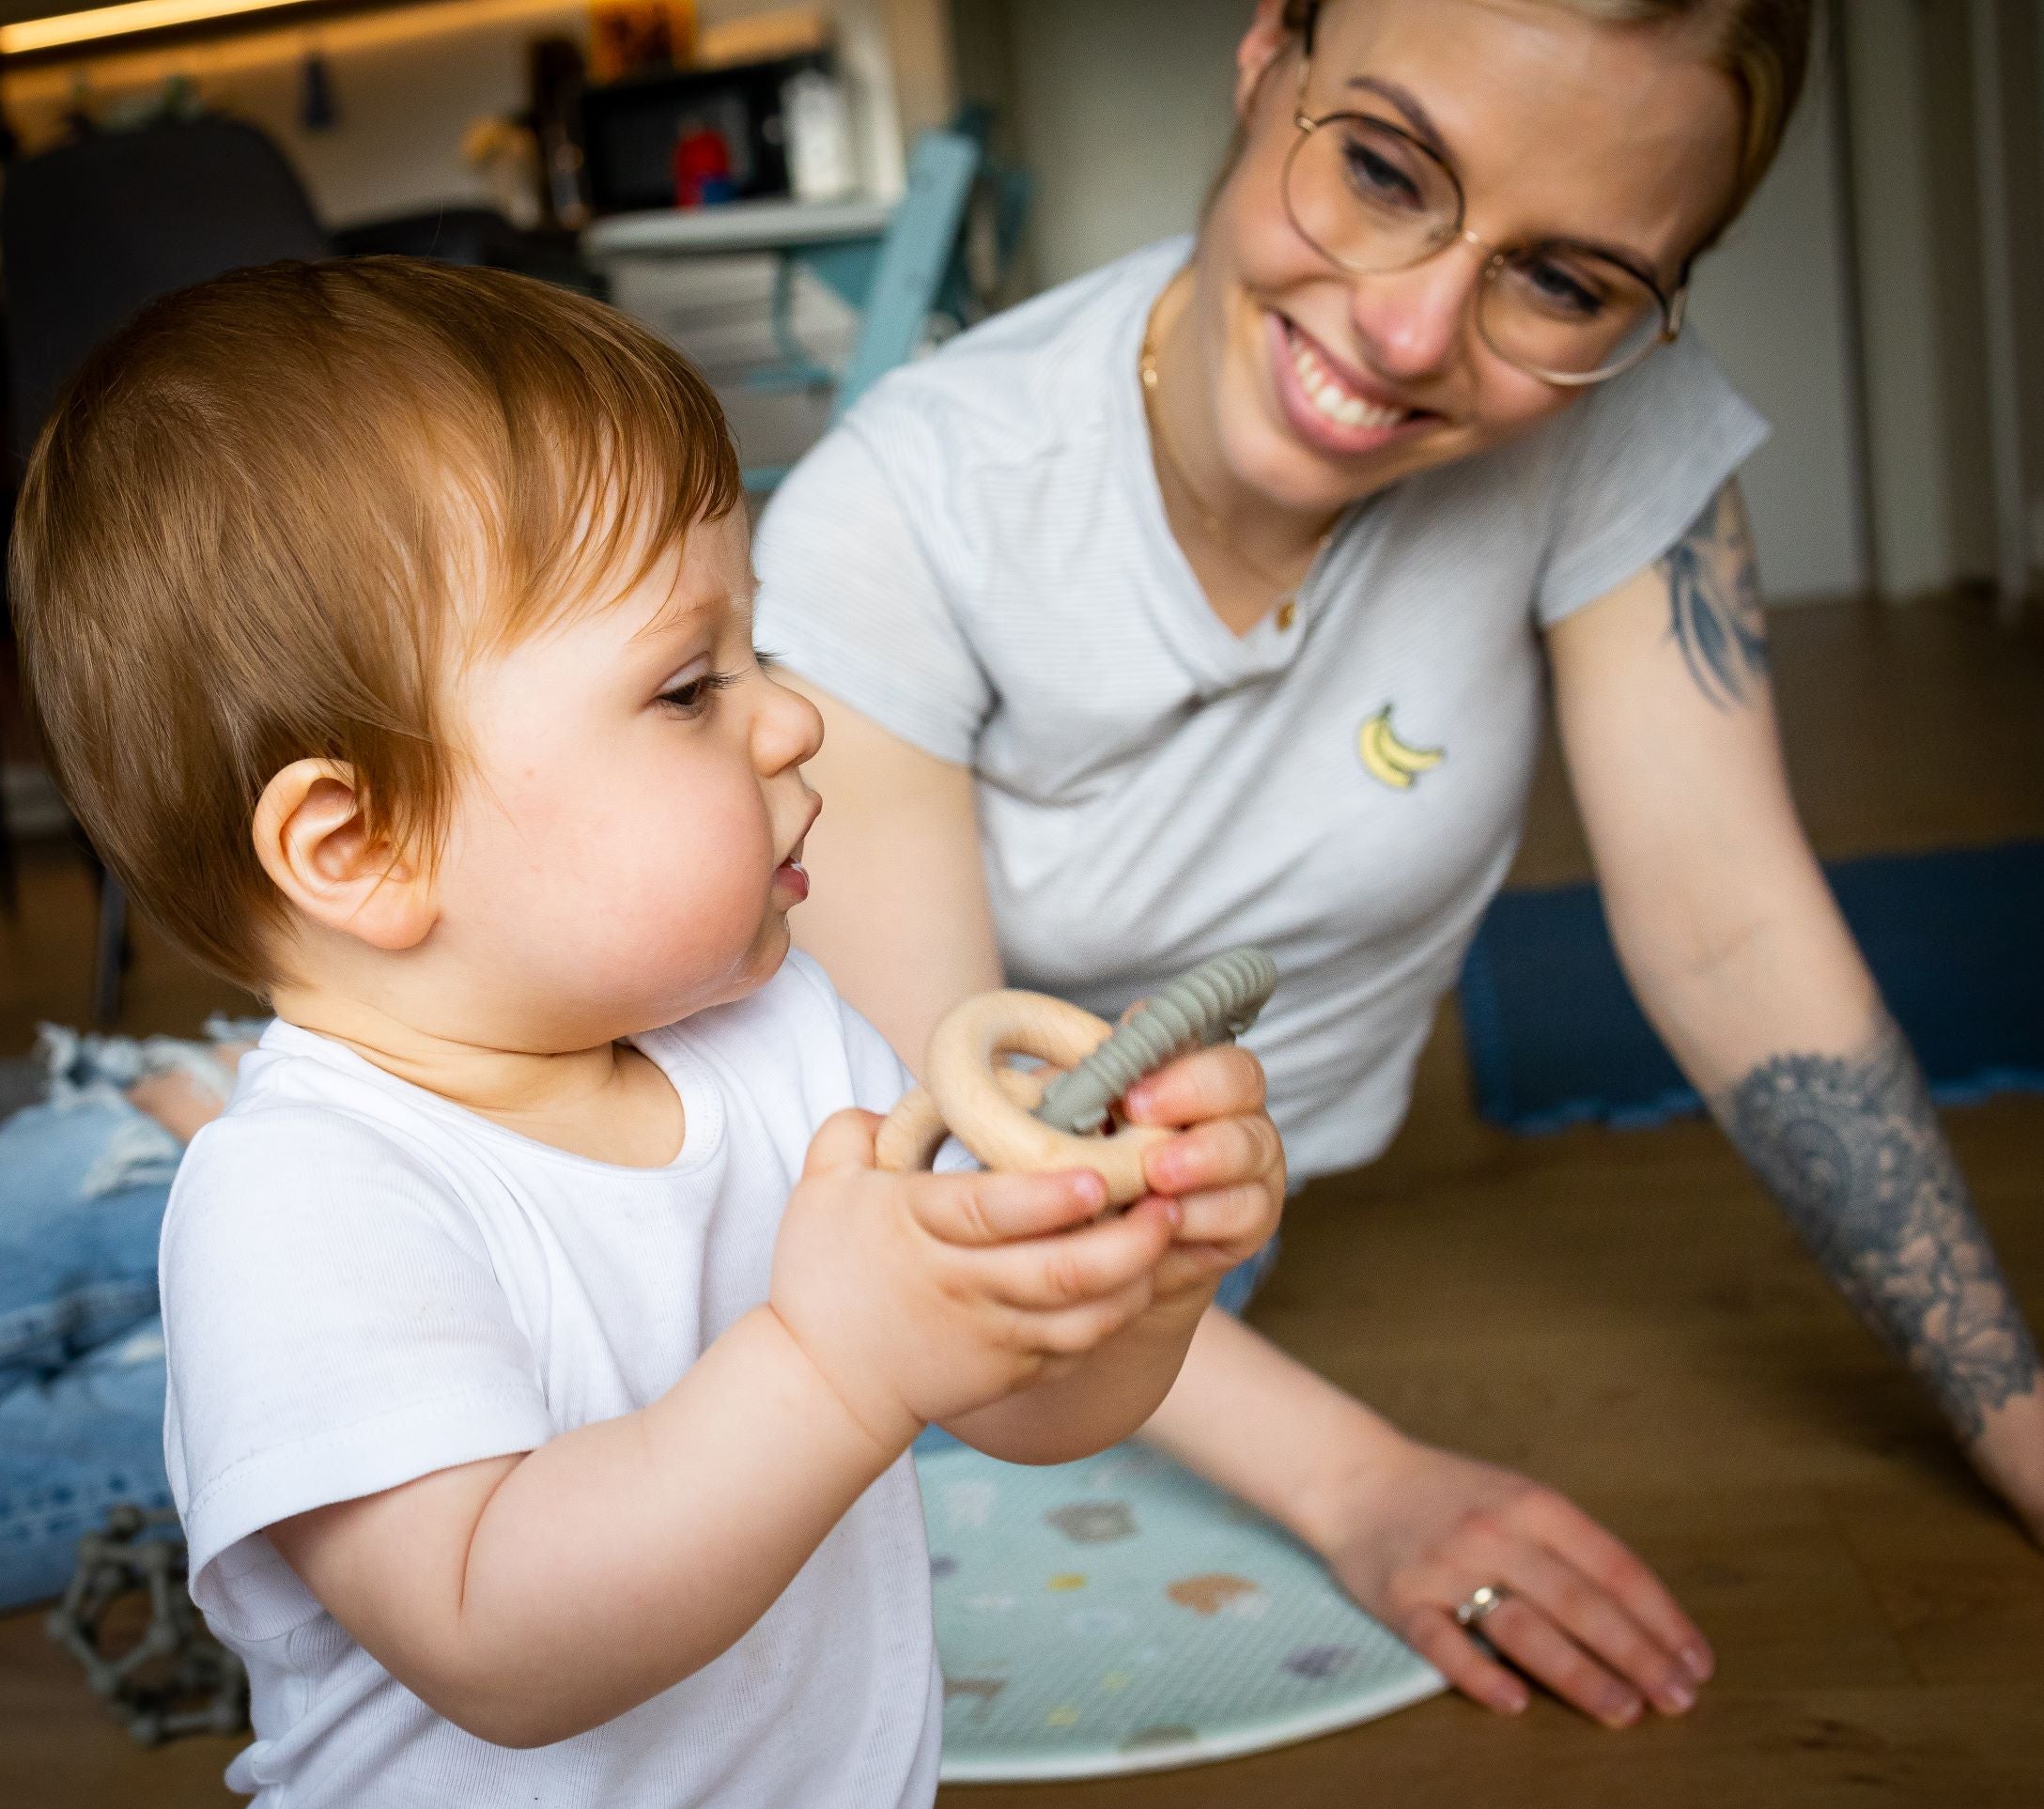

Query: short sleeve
left=161, top=1107, right=554, bottom=1639
left=777, top=951, right=977, bottom=1174
left=1534, top=332, right=1771, bottom=626
left=753, top=413, right=994, bottom=766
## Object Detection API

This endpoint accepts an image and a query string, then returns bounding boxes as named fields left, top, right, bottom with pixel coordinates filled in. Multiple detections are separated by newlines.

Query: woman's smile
left=1268, top=310, right=1441, bottom=457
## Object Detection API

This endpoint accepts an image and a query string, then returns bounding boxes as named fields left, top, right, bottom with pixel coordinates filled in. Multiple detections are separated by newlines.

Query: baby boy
left=11, top=258, right=1284, bottom=1807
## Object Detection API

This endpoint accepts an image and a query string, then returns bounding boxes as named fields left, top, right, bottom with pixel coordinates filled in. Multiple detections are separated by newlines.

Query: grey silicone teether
left=1033, top=947, right=1278, bottom=1136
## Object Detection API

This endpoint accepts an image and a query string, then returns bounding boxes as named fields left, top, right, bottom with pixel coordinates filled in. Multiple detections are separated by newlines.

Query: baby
left=11, top=258, right=1285, bottom=1807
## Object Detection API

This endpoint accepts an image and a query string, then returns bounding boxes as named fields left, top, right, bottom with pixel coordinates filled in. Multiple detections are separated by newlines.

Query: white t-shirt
left=755, top=237, right=1769, bottom=1182
left=160, top=952, right=941, bottom=1809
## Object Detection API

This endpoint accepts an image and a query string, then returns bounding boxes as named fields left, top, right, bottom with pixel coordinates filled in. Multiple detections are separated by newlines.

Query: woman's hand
left=1316, top=1434, right=1712, bottom=1727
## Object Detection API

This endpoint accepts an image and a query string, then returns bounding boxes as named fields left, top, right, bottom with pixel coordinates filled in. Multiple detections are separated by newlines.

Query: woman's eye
left=1340, top=134, right=1425, bottom=212
left=1515, top=255, right=1604, bottom=318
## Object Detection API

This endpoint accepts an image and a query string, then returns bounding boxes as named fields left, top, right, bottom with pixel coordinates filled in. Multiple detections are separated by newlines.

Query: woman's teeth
left=1289, top=330, right=1407, bottom=430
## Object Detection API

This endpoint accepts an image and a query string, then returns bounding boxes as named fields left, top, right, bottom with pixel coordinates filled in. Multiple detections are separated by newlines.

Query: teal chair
left=740, top=127, right=985, bottom=493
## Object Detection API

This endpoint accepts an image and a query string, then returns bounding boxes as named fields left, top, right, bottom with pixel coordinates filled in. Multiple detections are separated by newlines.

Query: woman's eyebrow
left=1345, top=76, right=1451, bottom=162
left=1345, top=74, right=1668, bottom=287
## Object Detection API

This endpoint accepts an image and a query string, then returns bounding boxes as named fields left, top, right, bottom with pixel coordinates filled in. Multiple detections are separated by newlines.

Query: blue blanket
left=1459, top=841, right=2044, bottom=1133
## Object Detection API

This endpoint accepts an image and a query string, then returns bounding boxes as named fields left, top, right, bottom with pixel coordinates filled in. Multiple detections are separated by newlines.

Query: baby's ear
left=252, top=759, right=436, bottom=951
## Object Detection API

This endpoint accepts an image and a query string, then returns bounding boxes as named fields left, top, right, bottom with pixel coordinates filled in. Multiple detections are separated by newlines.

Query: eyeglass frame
left=1282, top=0, right=1689, bottom=387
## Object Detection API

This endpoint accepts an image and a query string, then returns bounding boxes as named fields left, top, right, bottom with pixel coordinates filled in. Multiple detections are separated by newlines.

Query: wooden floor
left=2, top=595, right=2041, bottom=1807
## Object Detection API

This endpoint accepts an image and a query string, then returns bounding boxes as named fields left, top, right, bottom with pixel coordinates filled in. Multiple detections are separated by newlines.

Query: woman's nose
left=1346, top=245, right=1483, bottom=382
left=753, top=673, right=826, bottom=773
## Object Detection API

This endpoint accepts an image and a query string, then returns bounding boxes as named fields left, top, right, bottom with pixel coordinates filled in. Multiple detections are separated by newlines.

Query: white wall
left=973, top=0, right=1870, bottom=601
left=1684, top=55, right=1868, bottom=600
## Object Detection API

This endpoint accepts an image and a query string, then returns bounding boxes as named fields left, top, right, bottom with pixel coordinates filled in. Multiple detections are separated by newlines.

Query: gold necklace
left=1139, top=307, right=1334, bottom=632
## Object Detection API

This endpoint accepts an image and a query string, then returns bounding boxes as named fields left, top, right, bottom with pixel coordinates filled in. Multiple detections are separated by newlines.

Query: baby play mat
left=918, top=1441, right=1444, bottom=1782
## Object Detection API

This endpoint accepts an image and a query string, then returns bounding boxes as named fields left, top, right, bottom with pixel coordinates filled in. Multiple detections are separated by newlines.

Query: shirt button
left=1276, top=601, right=1298, bottom=631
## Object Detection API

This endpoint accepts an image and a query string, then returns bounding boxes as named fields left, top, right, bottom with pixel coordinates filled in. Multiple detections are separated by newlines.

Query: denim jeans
left=0, top=1084, right=179, bottom=1608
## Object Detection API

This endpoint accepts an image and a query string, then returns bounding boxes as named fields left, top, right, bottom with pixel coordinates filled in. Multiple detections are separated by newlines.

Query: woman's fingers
left=1517, top=1491, right=1714, bottom=1683
left=1396, top=1607, right=1529, bottom=1716
left=1469, top=1594, right=1647, bottom=1727
left=1488, top=1540, right=1697, bottom=1717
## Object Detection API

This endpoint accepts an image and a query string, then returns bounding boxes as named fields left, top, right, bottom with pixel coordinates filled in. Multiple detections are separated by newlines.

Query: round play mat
left=920, top=1440, right=1445, bottom=1782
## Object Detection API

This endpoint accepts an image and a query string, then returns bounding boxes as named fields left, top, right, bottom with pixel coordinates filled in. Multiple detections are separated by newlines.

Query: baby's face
left=429, top=508, right=823, bottom=1047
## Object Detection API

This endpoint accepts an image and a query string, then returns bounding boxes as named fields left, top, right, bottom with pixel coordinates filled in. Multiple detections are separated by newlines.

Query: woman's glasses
left=1281, top=44, right=1686, bottom=386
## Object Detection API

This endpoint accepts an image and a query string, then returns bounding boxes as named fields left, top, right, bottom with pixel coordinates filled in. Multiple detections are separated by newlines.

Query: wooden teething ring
left=875, top=991, right=1168, bottom=1207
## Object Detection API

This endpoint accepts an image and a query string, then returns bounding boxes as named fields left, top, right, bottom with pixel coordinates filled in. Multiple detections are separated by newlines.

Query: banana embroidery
left=1357, top=706, right=1444, bottom=791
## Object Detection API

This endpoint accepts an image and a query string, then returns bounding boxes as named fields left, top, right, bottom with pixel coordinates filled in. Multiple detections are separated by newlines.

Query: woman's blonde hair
left=1276, top=0, right=1815, bottom=246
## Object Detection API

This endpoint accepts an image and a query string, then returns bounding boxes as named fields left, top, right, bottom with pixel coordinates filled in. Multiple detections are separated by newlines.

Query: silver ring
left=1453, top=1584, right=1510, bottom=1628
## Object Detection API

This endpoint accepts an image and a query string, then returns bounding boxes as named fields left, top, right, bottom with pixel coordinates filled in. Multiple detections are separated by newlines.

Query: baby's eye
left=657, top=670, right=740, bottom=717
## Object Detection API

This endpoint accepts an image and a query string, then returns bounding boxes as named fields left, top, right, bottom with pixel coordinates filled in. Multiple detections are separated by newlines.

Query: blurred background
left=0, top=2, right=2039, bottom=1014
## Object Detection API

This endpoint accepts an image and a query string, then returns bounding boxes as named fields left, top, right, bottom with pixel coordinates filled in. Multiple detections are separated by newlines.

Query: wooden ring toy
left=876, top=990, right=1167, bottom=1205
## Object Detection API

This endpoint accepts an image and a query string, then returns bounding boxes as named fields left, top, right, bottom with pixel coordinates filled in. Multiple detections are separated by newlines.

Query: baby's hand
left=1120, top=1044, right=1286, bottom=1304
left=769, top=1110, right=1180, bottom=1453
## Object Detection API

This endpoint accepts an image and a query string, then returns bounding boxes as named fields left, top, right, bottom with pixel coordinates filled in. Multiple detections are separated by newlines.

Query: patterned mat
left=920, top=1441, right=1444, bottom=1782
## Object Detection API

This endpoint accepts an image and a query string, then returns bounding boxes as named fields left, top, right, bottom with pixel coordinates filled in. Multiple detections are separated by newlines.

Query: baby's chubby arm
left=269, top=1112, right=1176, bottom=1748
left=941, top=1042, right=1288, bottom=1463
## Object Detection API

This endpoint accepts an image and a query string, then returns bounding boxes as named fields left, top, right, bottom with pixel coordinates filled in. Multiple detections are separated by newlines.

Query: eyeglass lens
left=1283, top=114, right=1668, bottom=380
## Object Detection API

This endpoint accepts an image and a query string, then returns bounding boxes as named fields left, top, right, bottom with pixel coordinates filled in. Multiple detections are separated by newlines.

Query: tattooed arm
left=1547, top=481, right=2044, bottom=1531
left=1714, top=1019, right=2040, bottom=1447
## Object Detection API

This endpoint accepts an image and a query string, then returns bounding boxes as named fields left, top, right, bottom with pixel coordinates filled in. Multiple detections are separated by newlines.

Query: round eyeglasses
left=1279, top=33, right=1686, bottom=386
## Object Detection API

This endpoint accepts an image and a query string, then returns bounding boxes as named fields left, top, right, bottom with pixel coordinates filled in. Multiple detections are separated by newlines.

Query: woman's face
left=1196, top=0, right=1744, bottom=515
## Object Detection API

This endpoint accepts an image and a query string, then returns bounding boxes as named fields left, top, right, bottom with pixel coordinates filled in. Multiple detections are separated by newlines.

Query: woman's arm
left=788, top=678, right=1286, bottom=1462
left=789, top=677, right=1708, bottom=1723
left=782, top=675, right=1003, bottom=1067
left=1550, top=481, right=2044, bottom=1529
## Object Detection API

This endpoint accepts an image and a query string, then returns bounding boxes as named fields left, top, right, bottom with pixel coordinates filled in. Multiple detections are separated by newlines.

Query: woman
left=753, top=0, right=2044, bottom=1730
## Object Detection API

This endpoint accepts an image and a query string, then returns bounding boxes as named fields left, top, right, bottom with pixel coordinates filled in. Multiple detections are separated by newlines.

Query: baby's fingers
left=1141, top=1112, right=1284, bottom=1199
left=917, top=1166, right=1109, bottom=1246
left=802, top=1108, right=883, bottom=1176
left=1122, top=1044, right=1265, bottom=1128
left=1023, top=1274, right=1163, bottom=1357
left=1164, top=1179, right=1282, bottom=1254
left=977, top=1196, right=1178, bottom=1310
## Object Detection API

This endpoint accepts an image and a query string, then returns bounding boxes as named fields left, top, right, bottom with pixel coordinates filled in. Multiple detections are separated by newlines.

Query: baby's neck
left=271, top=982, right=685, bottom=1168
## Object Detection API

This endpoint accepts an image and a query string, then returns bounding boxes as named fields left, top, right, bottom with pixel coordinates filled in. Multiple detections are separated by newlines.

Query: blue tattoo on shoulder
left=1661, top=487, right=1769, bottom=709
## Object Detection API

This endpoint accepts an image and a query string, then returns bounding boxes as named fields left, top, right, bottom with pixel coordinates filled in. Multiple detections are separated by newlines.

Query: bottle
left=783, top=66, right=856, bottom=201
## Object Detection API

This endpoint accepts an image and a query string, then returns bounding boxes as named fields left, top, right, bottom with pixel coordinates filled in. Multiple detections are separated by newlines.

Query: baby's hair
left=13, top=257, right=740, bottom=993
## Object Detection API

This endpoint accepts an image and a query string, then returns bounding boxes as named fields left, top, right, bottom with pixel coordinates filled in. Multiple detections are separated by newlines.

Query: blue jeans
left=0, top=1085, right=179, bottom=1608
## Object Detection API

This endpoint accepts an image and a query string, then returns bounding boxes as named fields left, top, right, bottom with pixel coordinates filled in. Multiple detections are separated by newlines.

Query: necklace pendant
left=1276, top=600, right=1298, bottom=632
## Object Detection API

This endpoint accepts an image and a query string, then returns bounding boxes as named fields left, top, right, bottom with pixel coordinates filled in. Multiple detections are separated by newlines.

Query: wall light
left=0, top=0, right=327, bottom=57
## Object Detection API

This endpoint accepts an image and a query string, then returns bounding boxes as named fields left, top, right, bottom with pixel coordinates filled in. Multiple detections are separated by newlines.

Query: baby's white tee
left=159, top=952, right=941, bottom=1808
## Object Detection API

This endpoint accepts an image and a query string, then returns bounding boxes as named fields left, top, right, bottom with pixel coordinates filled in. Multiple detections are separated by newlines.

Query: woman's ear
left=1235, top=0, right=1296, bottom=119
left=252, top=759, right=437, bottom=952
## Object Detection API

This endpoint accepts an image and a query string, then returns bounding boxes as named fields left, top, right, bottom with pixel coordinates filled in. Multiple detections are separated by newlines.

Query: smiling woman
left=752, top=0, right=2044, bottom=1737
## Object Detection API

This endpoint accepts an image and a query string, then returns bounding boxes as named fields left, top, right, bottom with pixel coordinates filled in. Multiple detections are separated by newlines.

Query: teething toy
left=875, top=948, right=1278, bottom=1207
